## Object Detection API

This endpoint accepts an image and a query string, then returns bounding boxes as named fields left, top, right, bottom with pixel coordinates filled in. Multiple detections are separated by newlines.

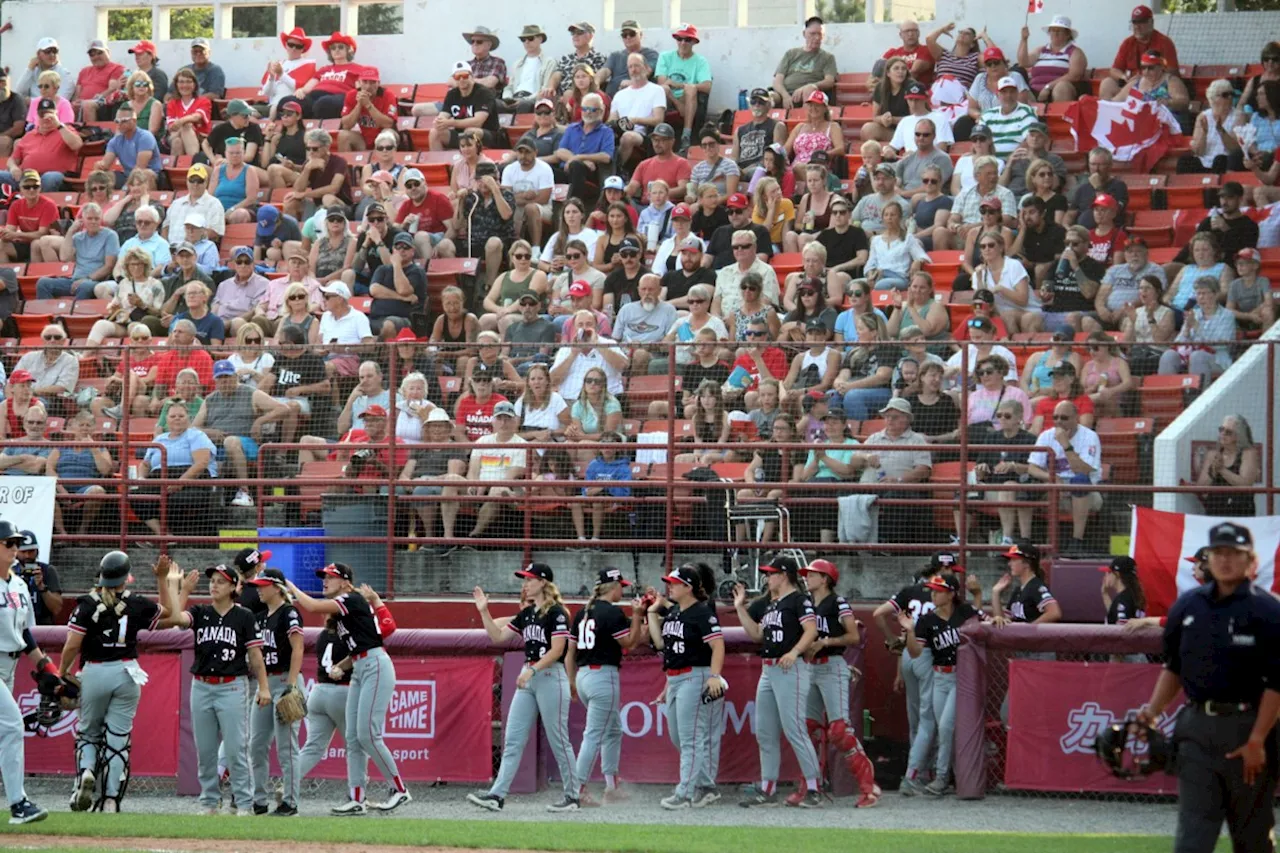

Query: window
left=294, top=5, right=341, bottom=36
left=169, top=7, right=215, bottom=39
left=232, top=6, right=277, bottom=38
left=107, top=9, right=153, bottom=41
left=357, top=3, right=404, bottom=35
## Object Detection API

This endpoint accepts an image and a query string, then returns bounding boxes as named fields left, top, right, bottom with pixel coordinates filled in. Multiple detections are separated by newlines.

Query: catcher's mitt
left=59, top=676, right=81, bottom=711
left=275, top=685, right=308, bottom=725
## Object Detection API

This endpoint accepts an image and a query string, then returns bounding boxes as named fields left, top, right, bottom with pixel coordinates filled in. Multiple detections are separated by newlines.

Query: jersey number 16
left=577, top=618, right=596, bottom=650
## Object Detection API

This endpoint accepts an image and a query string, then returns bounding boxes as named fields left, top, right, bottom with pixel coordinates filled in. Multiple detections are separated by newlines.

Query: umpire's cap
left=317, top=563, right=354, bottom=582
left=1208, top=522, right=1253, bottom=551
left=515, top=562, right=553, bottom=582
left=234, top=547, right=273, bottom=576
left=0, top=520, right=21, bottom=544
left=98, top=551, right=132, bottom=588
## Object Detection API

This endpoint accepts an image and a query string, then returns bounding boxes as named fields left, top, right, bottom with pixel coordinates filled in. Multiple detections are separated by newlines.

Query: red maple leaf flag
left=1027, top=0, right=1044, bottom=11
left=1064, top=95, right=1181, bottom=173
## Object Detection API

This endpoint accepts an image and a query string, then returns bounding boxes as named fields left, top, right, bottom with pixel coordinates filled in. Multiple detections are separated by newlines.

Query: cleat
left=783, top=788, right=807, bottom=807
left=738, top=787, right=779, bottom=808
left=330, top=799, right=367, bottom=816
left=9, top=799, right=47, bottom=825
left=101, top=797, right=120, bottom=813
left=789, top=790, right=822, bottom=809
left=660, top=794, right=692, bottom=810
left=272, top=803, right=299, bottom=816
left=253, top=803, right=269, bottom=815
left=691, top=786, right=721, bottom=808
left=466, top=792, right=503, bottom=811
left=577, top=789, right=600, bottom=808
left=71, top=769, right=95, bottom=812
left=546, top=796, right=580, bottom=812
left=375, top=789, right=412, bottom=812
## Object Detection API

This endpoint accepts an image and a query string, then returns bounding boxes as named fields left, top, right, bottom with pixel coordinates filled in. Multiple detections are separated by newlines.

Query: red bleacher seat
left=13, top=315, right=54, bottom=338
left=1128, top=210, right=1175, bottom=248
left=1165, top=174, right=1218, bottom=209
left=20, top=299, right=73, bottom=317
left=1139, top=374, right=1200, bottom=428
left=1094, top=417, right=1154, bottom=485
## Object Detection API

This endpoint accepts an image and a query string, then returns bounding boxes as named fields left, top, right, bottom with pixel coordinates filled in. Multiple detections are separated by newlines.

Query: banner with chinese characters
left=1005, top=660, right=1183, bottom=794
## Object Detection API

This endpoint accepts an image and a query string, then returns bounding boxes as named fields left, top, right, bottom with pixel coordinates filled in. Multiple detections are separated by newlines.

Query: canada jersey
left=188, top=603, right=261, bottom=676
left=660, top=601, right=722, bottom=670
left=67, top=593, right=160, bottom=664
left=261, top=604, right=303, bottom=674
left=811, top=593, right=853, bottom=643
left=508, top=603, right=571, bottom=664
left=889, top=582, right=936, bottom=627
left=333, top=591, right=382, bottom=656
left=1106, top=588, right=1145, bottom=626
left=748, top=590, right=816, bottom=659
left=915, top=603, right=981, bottom=668
left=1009, top=577, right=1055, bottom=623
left=569, top=600, right=631, bottom=668
left=315, top=627, right=352, bottom=685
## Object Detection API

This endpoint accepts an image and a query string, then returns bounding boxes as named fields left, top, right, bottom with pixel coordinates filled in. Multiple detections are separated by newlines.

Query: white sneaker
left=70, top=769, right=94, bottom=812
left=232, top=490, right=255, bottom=508
left=330, top=800, right=367, bottom=816
left=375, top=789, right=412, bottom=812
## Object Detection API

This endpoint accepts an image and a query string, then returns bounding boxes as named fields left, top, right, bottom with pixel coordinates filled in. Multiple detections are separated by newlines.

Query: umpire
left=1139, top=521, right=1280, bottom=853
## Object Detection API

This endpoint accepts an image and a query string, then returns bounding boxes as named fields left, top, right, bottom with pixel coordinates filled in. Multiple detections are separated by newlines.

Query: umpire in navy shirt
left=1139, top=521, right=1280, bottom=853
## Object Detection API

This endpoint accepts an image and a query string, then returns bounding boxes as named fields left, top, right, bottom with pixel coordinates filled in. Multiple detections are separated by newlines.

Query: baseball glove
left=884, top=637, right=907, bottom=655
left=59, top=676, right=81, bottom=711
left=275, top=685, right=308, bottom=725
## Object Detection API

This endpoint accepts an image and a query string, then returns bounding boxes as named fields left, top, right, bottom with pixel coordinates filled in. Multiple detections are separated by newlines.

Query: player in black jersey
left=900, top=574, right=984, bottom=796
left=565, top=567, right=646, bottom=806
left=243, top=569, right=304, bottom=816
left=647, top=563, right=725, bottom=810
left=991, top=540, right=1062, bottom=625
left=288, top=563, right=411, bottom=816
left=58, top=551, right=165, bottom=813
left=1100, top=556, right=1147, bottom=625
left=735, top=555, right=823, bottom=809
left=154, top=563, right=271, bottom=815
left=469, top=563, right=580, bottom=813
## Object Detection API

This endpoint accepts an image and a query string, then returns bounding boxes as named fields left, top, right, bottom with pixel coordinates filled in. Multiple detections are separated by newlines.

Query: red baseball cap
left=280, top=100, right=304, bottom=115
left=671, top=203, right=692, bottom=219
left=1236, top=247, right=1261, bottom=263
left=363, top=404, right=389, bottom=418
left=672, top=23, right=700, bottom=43
left=7, top=369, right=32, bottom=384
left=359, top=67, right=381, bottom=81
left=1092, top=193, right=1118, bottom=210
left=726, top=193, right=749, bottom=210
left=1140, top=51, right=1164, bottom=67
left=129, top=40, right=158, bottom=56
left=982, top=46, right=1005, bottom=63
left=805, top=89, right=828, bottom=105
left=568, top=280, right=592, bottom=299
left=394, top=327, right=419, bottom=342
left=1130, top=5, right=1153, bottom=21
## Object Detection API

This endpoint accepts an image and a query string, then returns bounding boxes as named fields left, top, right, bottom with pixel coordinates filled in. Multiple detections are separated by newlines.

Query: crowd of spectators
left=0, top=16, right=1272, bottom=553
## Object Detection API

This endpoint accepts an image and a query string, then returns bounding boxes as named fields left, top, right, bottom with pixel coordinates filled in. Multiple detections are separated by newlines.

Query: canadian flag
left=1129, top=507, right=1280, bottom=616
left=1064, top=95, right=1182, bottom=173
left=1027, top=0, right=1044, bottom=12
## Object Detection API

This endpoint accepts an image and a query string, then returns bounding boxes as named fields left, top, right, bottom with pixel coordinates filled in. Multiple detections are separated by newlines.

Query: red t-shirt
left=313, top=64, right=366, bottom=96
left=166, top=97, right=213, bottom=136
left=882, top=45, right=934, bottom=86
left=630, top=155, right=693, bottom=205
left=397, top=191, right=454, bottom=234
left=1111, top=31, right=1179, bottom=76
left=730, top=347, right=787, bottom=392
left=330, top=429, right=410, bottom=470
left=455, top=393, right=510, bottom=441
left=154, top=350, right=214, bottom=391
left=1086, top=226, right=1127, bottom=265
left=1033, top=393, right=1094, bottom=423
left=14, top=128, right=79, bottom=176
left=77, top=61, right=126, bottom=100
left=341, top=89, right=400, bottom=147
left=6, top=196, right=58, bottom=241
left=117, top=352, right=162, bottom=379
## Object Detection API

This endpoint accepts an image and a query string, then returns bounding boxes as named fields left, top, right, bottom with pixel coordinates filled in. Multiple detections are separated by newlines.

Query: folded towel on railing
left=838, top=493, right=879, bottom=544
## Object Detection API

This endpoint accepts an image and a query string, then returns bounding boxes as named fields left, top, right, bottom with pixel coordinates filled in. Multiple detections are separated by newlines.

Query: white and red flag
left=1129, top=506, right=1280, bottom=615
left=1064, top=95, right=1182, bottom=173
left=1027, top=0, right=1044, bottom=12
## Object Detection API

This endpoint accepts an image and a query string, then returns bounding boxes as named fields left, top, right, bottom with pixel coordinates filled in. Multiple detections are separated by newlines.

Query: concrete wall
left=3, top=0, right=1276, bottom=113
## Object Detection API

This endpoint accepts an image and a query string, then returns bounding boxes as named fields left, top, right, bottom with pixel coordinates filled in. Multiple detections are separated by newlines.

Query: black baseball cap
left=517, top=290, right=540, bottom=305
left=1208, top=522, right=1253, bottom=551
left=205, top=564, right=238, bottom=583
left=930, top=551, right=957, bottom=571
left=17, top=530, right=38, bottom=551
left=37, top=97, right=57, bottom=114
left=972, top=290, right=995, bottom=306
left=1100, top=556, right=1137, bottom=574
left=598, top=567, right=633, bottom=587
left=970, top=123, right=991, bottom=139
left=515, top=562, right=554, bottom=581
left=999, top=539, right=1041, bottom=563
left=245, top=567, right=288, bottom=587
left=761, top=554, right=803, bottom=574
left=749, top=87, right=771, bottom=104
left=1049, top=362, right=1077, bottom=377
left=1185, top=546, right=1210, bottom=564
left=234, top=546, right=272, bottom=575
left=661, top=565, right=699, bottom=586
left=472, top=361, right=496, bottom=380
left=316, top=562, right=354, bottom=582
left=618, top=236, right=642, bottom=253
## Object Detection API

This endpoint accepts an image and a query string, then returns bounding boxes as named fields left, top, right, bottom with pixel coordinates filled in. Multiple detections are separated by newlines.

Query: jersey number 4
left=577, top=618, right=596, bottom=650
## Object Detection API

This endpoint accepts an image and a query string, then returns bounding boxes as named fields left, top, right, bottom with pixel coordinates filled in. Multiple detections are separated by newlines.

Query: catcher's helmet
left=1095, top=716, right=1175, bottom=778
left=98, top=551, right=132, bottom=587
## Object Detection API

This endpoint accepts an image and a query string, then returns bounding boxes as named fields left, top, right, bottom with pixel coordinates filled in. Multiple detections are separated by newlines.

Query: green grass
left=0, top=814, right=1195, bottom=853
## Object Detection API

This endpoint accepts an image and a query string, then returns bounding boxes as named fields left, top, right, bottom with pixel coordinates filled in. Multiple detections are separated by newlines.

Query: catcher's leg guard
left=828, top=720, right=879, bottom=803
left=71, top=735, right=104, bottom=812
left=91, top=725, right=133, bottom=812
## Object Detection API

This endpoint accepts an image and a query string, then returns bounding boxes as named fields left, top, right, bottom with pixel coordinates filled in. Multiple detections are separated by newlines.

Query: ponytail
left=692, top=562, right=717, bottom=604
left=1119, top=567, right=1146, bottom=612
left=586, top=581, right=617, bottom=613
left=537, top=581, right=566, bottom=619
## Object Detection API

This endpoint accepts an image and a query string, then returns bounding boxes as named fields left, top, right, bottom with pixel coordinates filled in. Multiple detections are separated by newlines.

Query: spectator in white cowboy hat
left=74, top=39, right=127, bottom=123
left=1018, top=15, right=1088, bottom=104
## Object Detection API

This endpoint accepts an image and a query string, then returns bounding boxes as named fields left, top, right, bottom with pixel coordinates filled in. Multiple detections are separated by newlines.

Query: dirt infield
left=8, top=838, right=529, bottom=853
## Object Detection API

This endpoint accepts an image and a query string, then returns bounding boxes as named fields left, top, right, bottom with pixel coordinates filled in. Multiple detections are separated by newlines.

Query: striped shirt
left=980, top=103, right=1039, bottom=155
left=933, top=50, right=980, bottom=88
left=1030, top=42, right=1077, bottom=92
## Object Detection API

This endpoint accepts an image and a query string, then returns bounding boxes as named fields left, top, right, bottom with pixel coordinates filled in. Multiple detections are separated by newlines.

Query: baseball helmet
left=1095, top=716, right=1175, bottom=778
left=0, top=520, right=20, bottom=542
left=98, top=551, right=132, bottom=587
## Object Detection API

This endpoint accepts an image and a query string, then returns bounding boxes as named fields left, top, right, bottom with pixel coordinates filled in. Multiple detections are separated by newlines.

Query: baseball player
left=564, top=567, right=646, bottom=806
left=154, top=562, right=272, bottom=815
left=872, top=552, right=954, bottom=753
left=244, top=568, right=304, bottom=816
left=58, top=551, right=164, bottom=813
left=646, top=563, right=725, bottom=810
left=287, top=563, right=411, bottom=816
left=296, top=585, right=396, bottom=782
left=733, top=555, right=823, bottom=808
left=217, top=548, right=270, bottom=793
left=467, top=563, right=579, bottom=813
left=796, top=559, right=880, bottom=808
left=900, top=574, right=983, bottom=796
left=0, top=520, right=61, bottom=824
left=990, top=540, right=1061, bottom=626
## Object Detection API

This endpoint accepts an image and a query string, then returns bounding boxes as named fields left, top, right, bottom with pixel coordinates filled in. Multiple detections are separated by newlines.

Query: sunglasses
left=833, top=207, right=851, bottom=213
left=687, top=297, right=707, bottom=304
left=187, top=176, right=205, bottom=184
left=744, top=329, right=767, bottom=337
left=39, top=83, right=56, bottom=89
left=976, top=368, right=997, bottom=377
left=967, top=318, right=986, bottom=328
left=581, top=107, right=601, bottom=114
left=979, top=241, right=999, bottom=249
left=244, top=337, right=262, bottom=344
left=1052, top=415, right=1072, bottom=422
left=305, top=145, right=325, bottom=152
left=732, top=244, right=754, bottom=250
left=287, top=41, right=306, bottom=50
left=850, top=290, right=866, bottom=298
left=20, top=183, right=38, bottom=190
left=995, top=412, right=1015, bottom=420
left=375, top=145, right=396, bottom=151
left=619, top=250, right=640, bottom=258
left=470, top=39, right=489, bottom=45
left=584, top=376, right=605, bottom=384
left=233, top=258, right=253, bottom=265
left=405, top=180, right=422, bottom=189
left=287, top=293, right=307, bottom=301
left=133, top=80, right=151, bottom=88
left=675, top=36, right=696, bottom=43
left=535, top=108, right=553, bottom=115
left=984, top=60, right=1003, bottom=67
left=566, top=252, right=583, bottom=260
left=921, top=178, right=938, bottom=185
left=41, top=47, right=58, bottom=54
left=42, top=333, right=66, bottom=341
left=511, top=252, right=531, bottom=260
left=740, top=284, right=761, bottom=291
left=621, top=30, right=638, bottom=37
left=367, top=216, right=387, bottom=223
left=520, top=36, right=538, bottom=42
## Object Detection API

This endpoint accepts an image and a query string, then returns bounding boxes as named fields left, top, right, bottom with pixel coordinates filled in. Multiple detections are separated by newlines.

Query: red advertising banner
left=567, top=654, right=806, bottom=784
left=300, top=656, right=494, bottom=783
left=1005, top=660, right=1184, bottom=794
left=17, top=653, right=182, bottom=777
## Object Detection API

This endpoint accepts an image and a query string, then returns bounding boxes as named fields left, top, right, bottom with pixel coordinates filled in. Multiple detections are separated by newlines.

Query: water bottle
left=863, top=709, right=875, bottom=741
left=738, top=89, right=748, bottom=111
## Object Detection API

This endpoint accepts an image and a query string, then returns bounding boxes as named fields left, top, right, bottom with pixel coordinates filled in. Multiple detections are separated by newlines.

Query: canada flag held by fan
left=1064, top=95, right=1182, bottom=173
left=1027, top=0, right=1044, bottom=12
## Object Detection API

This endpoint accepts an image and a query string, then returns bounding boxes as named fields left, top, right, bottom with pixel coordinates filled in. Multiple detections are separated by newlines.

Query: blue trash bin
left=259, top=527, right=326, bottom=594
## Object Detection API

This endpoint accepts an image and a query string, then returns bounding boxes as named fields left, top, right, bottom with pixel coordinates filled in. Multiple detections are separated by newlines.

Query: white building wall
left=3, top=0, right=1276, bottom=112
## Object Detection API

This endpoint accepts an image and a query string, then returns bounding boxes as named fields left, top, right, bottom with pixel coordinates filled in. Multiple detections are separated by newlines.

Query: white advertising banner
left=0, top=476, right=56, bottom=562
